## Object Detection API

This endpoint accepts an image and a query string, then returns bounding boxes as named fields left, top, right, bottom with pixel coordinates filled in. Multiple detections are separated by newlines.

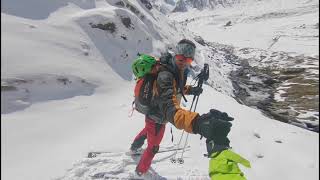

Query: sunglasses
left=175, top=55, right=193, bottom=64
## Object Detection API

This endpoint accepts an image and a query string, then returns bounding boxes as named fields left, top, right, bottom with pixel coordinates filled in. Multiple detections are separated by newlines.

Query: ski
left=91, top=172, right=144, bottom=180
left=88, top=145, right=191, bottom=158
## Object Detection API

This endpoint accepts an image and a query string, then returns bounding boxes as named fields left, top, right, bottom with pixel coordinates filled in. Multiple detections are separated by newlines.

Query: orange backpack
left=133, top=62, right=160, bottom=115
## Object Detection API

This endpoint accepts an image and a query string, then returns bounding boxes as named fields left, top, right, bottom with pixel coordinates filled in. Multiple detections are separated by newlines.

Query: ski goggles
left=176, top=42, right=196, bottom=58
left=175, top=54, right=193, bottom=64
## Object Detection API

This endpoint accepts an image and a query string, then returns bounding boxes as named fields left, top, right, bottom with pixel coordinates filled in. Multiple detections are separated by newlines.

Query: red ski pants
left=134, top=116, right=166, bottom=173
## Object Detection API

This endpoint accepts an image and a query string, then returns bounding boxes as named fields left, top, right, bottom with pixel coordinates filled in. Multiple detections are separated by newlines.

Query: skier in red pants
left=130, top=39, right=203, bottom=175
left=131, top=116, right=166, bottom=174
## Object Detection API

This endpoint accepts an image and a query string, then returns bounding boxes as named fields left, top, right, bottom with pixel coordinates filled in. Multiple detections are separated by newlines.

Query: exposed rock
left=120, top=35, right=127, bottom=40
left=224, top=21, right=232, bottom=26
left=287, top=109, right=300, bottom=116
left=278, top=75, right=296, bottom=81
left=260, top=55, right=267, bottom=60
left=172, top=0, right=188, bottom=12
left=115, top=1, right=125, bottom=7
left=6, top=78, right=30, bottom=84
left=253, top=133, right=261, bottom=138
left=129, top=5, right=139, bottom=15
left=262, top=77, right=278, bottom=85
left=196, top=38, right=318, bottom=132
left=1, top=85, right=17, bottom=91
left=90, top=22, right=117, bottom=33
left=172, top=0, right=238, bottom=10
left=291, top=121, right=308, bottom=129
left=268, top=111, right=290, bottom=123
left=57, top=77, right=71, bottom=85
left=274, top=109, right=289, bottom=115
left=194, top=36, right=206, bottom=46
left=275, top=140, right=283, bottom=143
left=186, top=0, right=207, bottom=10
left=230, top=53, right=318, bottom=131
left=281, top=68, right=305, bottom=75
left=313, top=126, right=319, bottom=132
left=256, top=154, right=264, bottom=158
left=124, top=2, right=140, bottom=15
left=115, top=0, right=145, bottom=21
left=120, top=16, right=134, bottom=29
left=140, top=0, right=152, bottom=10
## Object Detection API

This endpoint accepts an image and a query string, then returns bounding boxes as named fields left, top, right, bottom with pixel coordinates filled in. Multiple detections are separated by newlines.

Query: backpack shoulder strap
left=156, top=63, right=188, bottom=102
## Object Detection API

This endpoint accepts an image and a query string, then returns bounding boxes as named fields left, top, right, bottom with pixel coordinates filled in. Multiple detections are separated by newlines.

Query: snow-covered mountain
left=171, top=0, right=242, bottom=12
left=2, top=0, right=236, bottom=114
left=169, top=0, right=319, bottom=132
left=150, top=0, right=177, bottom=14
left=1, top=0, right=319, bottom=180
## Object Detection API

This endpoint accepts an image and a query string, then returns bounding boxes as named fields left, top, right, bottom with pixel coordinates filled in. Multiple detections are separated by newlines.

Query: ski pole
left=171, top=92, right=198, bottom=163
left=172, top=96, right=196, bottom=163
left=176, top=64, right=209, bottom=163
left=170, top=130, right=185, bottom=163
left=177, top=92, right=199, bottom=164
left=171, top=74, right=201, bottom=163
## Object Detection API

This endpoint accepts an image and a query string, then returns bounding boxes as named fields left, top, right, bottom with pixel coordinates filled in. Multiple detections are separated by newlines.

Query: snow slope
left=1, top=0, right=319, bottom=180
left=1, top=0, right=96, bottom=20
left=171, top=0, right=319, bottom=56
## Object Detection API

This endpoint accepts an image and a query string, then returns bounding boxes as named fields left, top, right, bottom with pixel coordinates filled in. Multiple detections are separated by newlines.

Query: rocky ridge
left=194, top=36, right=319, bottom=132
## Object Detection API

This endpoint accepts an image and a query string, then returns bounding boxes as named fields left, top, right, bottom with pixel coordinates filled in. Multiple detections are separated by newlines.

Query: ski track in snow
left=57, top=147, right=193, bottom=180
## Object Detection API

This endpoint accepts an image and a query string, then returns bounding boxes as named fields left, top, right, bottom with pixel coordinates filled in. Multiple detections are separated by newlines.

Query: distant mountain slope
left=1, top=0, right=96, bottom=19
left=1, top=0, right=187, bottom=113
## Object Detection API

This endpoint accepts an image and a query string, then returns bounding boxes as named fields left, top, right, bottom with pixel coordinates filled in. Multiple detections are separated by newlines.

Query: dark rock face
left=120, top=35, right=127, bottom=40
left=231, top=51, right=319, bottom=132
left=164, top=0, right=176, bottom=6
left=224, top=21, right=232, bottom=26
left=127, top=4, right=140, bottom=15
left=186, top=0, right=207, bottom=10
left=115, top=1, right=146, bottom=21
left=281, top=68, right=305, bottom=74
left=173, top=0, right=239, bottom=11
left=194, top=36, right=206, bottom=46
left=115, top=1, right=125, bottom=7
left=231, top=57, right=318, bottom=132
left=172, top=0, right=188, bottom=12
left=120, top=16, right=134, bottom=29
left=90, top=22, right=117, bottom=33
left=140, top=0, right=153, bottom=10
left=196, top=36, right=319, bottom=132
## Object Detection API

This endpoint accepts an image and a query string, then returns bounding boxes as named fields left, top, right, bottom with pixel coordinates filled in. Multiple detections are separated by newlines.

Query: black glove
left=192, top=109, right=233, bottom=147
left=206, top=139, right=229, bottom=156
left=189, top=86, right=203, bottom=96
